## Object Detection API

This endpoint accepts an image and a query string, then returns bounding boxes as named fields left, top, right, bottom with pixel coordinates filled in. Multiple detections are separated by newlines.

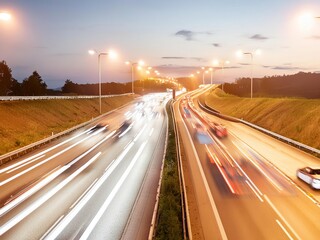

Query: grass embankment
left=155, top=102, right=183, bottom=240
left=0, top=95, right=134, bottom=155
left=205, top=88, right=320, bottom=150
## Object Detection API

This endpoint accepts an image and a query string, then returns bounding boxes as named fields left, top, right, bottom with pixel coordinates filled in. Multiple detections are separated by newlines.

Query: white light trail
left=80, top=141, right=147, bottom=240
left=0, top=128, right=91, bottom=174
left=44, top=142, right=135, bottom=240
left=0, top=153, right=101, bottom=236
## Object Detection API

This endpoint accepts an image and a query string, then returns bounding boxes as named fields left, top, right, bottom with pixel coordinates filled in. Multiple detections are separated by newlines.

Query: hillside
left=0, top=95, right=134, bottom=155
left=223, top=72, right=320, bottom=98
left=205, top=88, right=320, bottom=150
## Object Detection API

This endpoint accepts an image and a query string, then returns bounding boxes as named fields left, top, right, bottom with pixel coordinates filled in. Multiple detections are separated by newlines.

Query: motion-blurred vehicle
left=194, top=122, right=213, bottom=144
left=115, top=119, right=133, bottom=138
left=89, top=122, right=109, bottom=133
left=210, top=122, right=228, bottom=138
left=297, top=167, right=320, bottom=189
left=183, top=107, right=191, bottom=118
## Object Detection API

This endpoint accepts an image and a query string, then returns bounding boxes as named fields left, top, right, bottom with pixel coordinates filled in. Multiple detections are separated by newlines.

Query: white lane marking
left=133, top=125, right=146, bottom=142
left=79, top=141, right=147, bottom=240
left=179, top=107, right=228, bottom=240
left=0, top=130, right=114, bottom=187
left=0, top=128, right=91, bottom=174
left=245, top=180, right=264, bottom=202
left=44, top=142, right=135, bottom=240
left=264, top=195, right=301, bottom=240
left=6, top=155, right=45, bottom=174
left=40, top=215, right=65, bottom=240
left=0, top=152, right=101, bottom=236
left=0, top=166, right=65, bottom=217
left=276, top=219, right=294, bottom=240
left=149, top=128, right=154, bottom=137
left=69, top=179, right=98, bottom=210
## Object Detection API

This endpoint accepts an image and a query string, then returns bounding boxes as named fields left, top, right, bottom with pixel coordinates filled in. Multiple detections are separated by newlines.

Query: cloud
left=272, top=66, right=302, bottom=70
left=212, top=43, right=221, bottom=47
left=175, top=29, right=213, bottom=41
left=250, top=34, right=268, bottom=40
left=175, top=30, right=195, bottom=41
left=162, top=56, right=206, bottom=62
left=308, top=35, right=320, bottom=40
left=162, top=57, right=187, bottom=60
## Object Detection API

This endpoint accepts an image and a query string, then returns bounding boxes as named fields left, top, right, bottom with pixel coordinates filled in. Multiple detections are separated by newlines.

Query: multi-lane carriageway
left=174, top=87, right=320, bottom=240
left=2, top=87, right=320, bottom=240
left=0, top=93, right=169, bottom=240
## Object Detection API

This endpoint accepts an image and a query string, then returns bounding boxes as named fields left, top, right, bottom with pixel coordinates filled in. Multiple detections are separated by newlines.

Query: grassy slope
left=205, top=88, right=320, bottom=150
left=0, top=95, right=134, bottom=155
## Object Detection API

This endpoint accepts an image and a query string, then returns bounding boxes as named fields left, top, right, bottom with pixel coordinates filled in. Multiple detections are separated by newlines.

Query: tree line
left=0, top=61, right=47, bottom=96
left=0, top=61, right=179, bottom=96
left=222, top=72, right=320, bottom=99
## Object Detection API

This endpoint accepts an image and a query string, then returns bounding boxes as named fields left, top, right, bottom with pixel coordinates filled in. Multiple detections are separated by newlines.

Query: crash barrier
left=0, top=93, right=132, bottom=101
left=197, top=100, right=320, bottom=156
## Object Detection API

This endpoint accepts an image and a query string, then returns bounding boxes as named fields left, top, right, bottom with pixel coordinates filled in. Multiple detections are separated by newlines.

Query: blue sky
left=1, top=0, right=320, bottom=88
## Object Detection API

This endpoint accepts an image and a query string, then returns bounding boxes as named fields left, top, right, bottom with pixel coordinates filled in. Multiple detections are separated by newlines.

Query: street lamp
left=125, top=60, right=144, bottom=94
left=212, top=59, right=230, bottom=90
left=88, top=49, right=117, bottom=114
left=237, top=50, right=261, bottom=99
left=0, top=12, right=11, bottom=22
left=209, top=68, right=213, bottom=84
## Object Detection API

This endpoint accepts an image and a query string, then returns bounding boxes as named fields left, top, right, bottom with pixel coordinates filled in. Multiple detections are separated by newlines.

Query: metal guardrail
left=0, top=93, right=132, bottom=101
left=197, top=100, right=320, bottom=156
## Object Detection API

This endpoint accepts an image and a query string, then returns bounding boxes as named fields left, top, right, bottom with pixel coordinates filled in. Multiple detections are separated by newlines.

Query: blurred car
left=116, top=119, right=133, bottom=138
left=297, top=167, right=320, bottom=189
left=210, top=122, right=228, bottom=138
left=194, top=122, right=213, bottom=144
left=89, top=122, right=109, bottom=132
left=183, top=107, right=191, bottom=118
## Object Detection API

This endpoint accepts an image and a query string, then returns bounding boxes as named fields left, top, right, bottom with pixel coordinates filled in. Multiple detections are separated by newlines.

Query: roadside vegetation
left=205, top=88, right=320, bottom=150
left=155, top=101, right=183, bottom=240
left=0, top=95, right=134, bottom=155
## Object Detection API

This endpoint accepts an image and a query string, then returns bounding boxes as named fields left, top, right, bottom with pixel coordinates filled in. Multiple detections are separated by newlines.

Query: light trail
left=43, top=142, right=135, bottom=239
left=79, top=141, right=147, bottom=240
left=0, top=128, right=92, bottom=174
left=0, top=152, right=101, bottom=236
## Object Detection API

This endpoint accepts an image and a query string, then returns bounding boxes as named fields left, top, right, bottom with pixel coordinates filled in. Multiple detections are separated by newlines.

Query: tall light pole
left=88, top=49, right=117, bottom=114
left=209, top=68, right=213, bottom=84
left=125, top=60, right=145, bottom=94
left=213, top=59, right=230, bottom=91
left=237, top=50, right=260, bottom=99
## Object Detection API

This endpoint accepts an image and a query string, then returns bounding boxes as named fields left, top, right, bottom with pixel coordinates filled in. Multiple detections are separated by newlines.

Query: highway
left=174, top=87, right=320, bottom=240
left=0, top=93, right=169, bottom=240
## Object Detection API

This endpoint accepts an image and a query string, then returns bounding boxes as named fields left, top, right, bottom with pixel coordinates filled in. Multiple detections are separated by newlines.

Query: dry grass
left=0, top=95, right=134, bottom=155
left=205, top=89, right=320, bottom=150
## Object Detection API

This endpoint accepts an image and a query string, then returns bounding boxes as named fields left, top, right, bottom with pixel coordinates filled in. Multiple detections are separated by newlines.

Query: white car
left=296, top=167, right=320, bottom=189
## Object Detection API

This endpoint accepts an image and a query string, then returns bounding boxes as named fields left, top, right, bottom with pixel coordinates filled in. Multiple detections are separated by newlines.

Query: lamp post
left=125, top=60, right=145, bottom=94
left=213, top=59, right=230, bottom=90
left=89, top=49, right=117, bottom=114
left=237, top=50, right=260, bottom=99
left=209, top=68, right=213, bottom=84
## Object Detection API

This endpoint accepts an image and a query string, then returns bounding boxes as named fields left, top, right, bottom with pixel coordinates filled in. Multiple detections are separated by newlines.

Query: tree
left=10, top=79, right=22, bottom=95
left=62, top=79, right=77, bottom=94
left=22, top=71, right=47, bottom=96
left=0, top=61, right=13, bottom=95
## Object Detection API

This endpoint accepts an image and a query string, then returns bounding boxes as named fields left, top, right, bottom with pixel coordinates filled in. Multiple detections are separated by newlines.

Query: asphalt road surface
left=0, top=93, right=169, bottom=240
left=174, top=87, right=320, bottom=240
